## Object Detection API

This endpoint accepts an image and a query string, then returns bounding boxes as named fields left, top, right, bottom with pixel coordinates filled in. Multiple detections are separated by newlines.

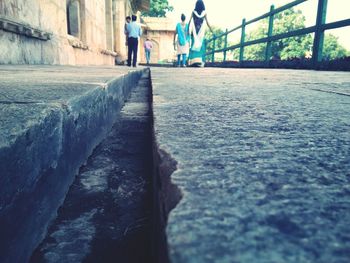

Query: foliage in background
left=205, top=27, right=225, bottom=51
left=142, top=0, right=174, bottom=17
left=209, top=8, right=348, bottom=61
left=244, top=8, right=312, bottom=60
left=323, top=34, right=349, bottom=60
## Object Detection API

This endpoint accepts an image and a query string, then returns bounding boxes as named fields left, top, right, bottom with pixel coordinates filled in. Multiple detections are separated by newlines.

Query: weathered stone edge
left=0, top=69, right=146, bottom=263
left=149, top=69, right=183, bottom=263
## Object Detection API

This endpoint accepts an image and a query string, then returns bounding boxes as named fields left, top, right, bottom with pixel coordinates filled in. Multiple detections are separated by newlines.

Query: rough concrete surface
left=0, top=65, right=145, bottom=263
left=151, top=68, right=350, bottom=263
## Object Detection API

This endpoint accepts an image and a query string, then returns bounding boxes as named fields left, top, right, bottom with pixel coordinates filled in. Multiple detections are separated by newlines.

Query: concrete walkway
left=1, top=65, right=350, bottom=263
left=151, top=68, right=350, bottom=263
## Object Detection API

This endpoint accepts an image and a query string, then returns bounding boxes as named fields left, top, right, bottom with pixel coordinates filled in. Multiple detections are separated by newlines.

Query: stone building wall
left=0, top=0, right=148, bottom=65
left=113, top=0, right=132, bottom=63
left=141, top=17, right=176, bottom=64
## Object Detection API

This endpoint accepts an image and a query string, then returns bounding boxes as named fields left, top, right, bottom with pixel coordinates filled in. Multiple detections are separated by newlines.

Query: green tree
left=240, top=8, right=348, bottom=61
left=243, top=8, right=312, bottom=60
left=142, top=0, right=174, bottom=18
left=205, top=27, right=225, bottom=51
left=273, top=9, right=312, bottom=60
left=323, top=34, right=348, bottom=60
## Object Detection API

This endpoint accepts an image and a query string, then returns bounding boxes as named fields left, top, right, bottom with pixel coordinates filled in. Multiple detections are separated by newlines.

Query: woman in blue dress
left=188, top=0, right=214, bottom=67
left=174, top=14, right=190, bottom=67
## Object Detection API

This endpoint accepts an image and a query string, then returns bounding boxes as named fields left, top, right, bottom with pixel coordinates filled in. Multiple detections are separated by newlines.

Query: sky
left=167, top=0, right=350, bottom=49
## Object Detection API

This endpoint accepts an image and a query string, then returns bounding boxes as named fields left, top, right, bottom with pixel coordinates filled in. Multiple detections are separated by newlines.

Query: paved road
left=151, top=68, right=350, bottom=263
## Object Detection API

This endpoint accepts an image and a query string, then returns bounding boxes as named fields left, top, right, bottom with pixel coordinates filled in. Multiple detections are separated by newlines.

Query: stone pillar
left=79, top=0, right=87, bottom=43
left=113, top=0, right=128, bottom=63
left=112, top=0, right=118, bottom=52
left=105, top=0, right=114, bottom=51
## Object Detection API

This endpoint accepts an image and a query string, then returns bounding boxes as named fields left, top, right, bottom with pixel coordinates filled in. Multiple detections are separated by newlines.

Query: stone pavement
left=0, top=65, right=146, bottom=263
left=151, top=68, right=350, bottom=263
left=1, top=65, right=350, bottom=263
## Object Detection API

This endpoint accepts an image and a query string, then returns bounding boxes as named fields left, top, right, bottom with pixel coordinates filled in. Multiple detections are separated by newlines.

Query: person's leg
left=146, top=50, right=150, bottom=64
left=182, top=53, right=187, bottom=67
left=127, top=38, right=132, bottom=66
left=132, top=39, right=138, bottom=67
left=200, top=41, right=206, bottom=67
left=177, top=55, right=181, bottom=67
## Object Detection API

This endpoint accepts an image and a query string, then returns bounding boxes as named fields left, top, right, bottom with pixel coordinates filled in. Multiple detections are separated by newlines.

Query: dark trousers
left=127, top=37, right=138, bottom=67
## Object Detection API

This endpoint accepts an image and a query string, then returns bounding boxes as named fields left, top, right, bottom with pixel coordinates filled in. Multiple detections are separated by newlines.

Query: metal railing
left=205, top=0, right=350, bottom=68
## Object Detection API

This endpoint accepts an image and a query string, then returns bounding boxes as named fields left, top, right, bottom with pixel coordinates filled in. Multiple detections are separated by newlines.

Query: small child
left=143, top=38, right=153, bottom=64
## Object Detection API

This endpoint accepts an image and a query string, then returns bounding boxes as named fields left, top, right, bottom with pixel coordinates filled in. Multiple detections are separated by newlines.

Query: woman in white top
left=188, top=0, right=214, bottom=67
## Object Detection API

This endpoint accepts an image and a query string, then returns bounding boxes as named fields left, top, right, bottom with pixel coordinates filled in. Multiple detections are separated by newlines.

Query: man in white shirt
left=126, top=15, right=142, bottom=67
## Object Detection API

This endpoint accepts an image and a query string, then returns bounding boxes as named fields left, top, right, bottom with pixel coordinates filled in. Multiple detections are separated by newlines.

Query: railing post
left=239, top=19, right=246, bottom=65
left=265, top=5, right=275, bottom=65
left=212, top=36, right=216, bottom=63
left=204, top=39, right=207, bottom=62
left=313, top=0, right=328, bottom=68
left=223, top=29, right=228, bottom=62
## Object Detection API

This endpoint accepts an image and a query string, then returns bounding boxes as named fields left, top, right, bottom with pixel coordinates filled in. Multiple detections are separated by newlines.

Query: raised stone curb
left=0, top=66, right=146, bottom=263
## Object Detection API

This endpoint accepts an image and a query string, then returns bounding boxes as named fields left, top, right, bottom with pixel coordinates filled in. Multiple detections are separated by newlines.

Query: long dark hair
left=194, top=0, right=205, bottom=15
left=193, top=0, right=205, bottom=33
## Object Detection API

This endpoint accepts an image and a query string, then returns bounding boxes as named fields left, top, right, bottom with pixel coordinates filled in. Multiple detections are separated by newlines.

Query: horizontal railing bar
left=251, top=26, right=315, bottom=45
left=205, top=0, right=350, bottom=65
left=206, top=0, right=307, bottom=43
left=207, top=26, right=316, bottom=55
left=207, top=24, right=243, bottom=43
left=226, top=25, right=244, bottom=36
left=243, top=13, right=270, bottom=27
left=270, top=0, right=308, bottom=17
left=321, top=18, right=350, bottom=31
left=208, top=17, right=350, bottom=55
left=245, top=0, right=307, bottom=26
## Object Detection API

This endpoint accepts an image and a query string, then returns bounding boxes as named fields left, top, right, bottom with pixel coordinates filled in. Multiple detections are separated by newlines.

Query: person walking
left=143, top=38, right=153, bottom=65
left=173, top=14, right=190, bottom=67
left=126, top=15, right=142, bottom=67
left=188, top=0, right=214, bottom=67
